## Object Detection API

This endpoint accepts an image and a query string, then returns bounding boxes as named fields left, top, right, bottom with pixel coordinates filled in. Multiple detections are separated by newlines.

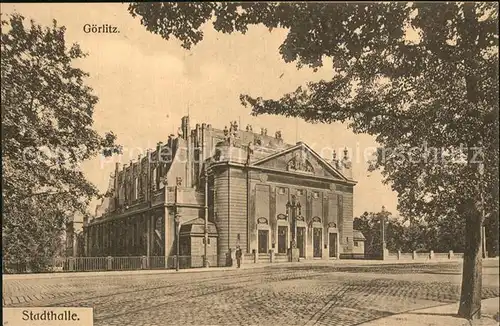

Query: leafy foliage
left=128, top=3, right=498, bottom=318
left=1, top=14, right=120, bottom=271
left=354, top=210, right=469, bottom=258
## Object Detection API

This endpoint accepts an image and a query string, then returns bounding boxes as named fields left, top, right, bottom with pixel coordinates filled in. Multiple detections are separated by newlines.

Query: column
left=306, top=226, right=313, bottom=259
left=107, top=222, right=111, bottom=256
left=165, top=209, right=171, bottom=268
left=323, top=194, right=329, bottom=260
left=270, top=188, right=277, bottom=252
left=146, top=213, right=151, bottom=257
left=84, top=228, right=88, bottom=257
left=131, top=217, right=136, bottom=255
left=96, top=225, right=101, bottom=256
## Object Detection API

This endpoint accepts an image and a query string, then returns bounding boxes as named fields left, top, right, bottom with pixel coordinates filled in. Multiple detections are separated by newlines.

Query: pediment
left=251, top=142, right=348, bottom=181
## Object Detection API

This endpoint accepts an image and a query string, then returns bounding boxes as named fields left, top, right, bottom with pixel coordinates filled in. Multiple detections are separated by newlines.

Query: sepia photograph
left=1, top=2, right=499, bottom=326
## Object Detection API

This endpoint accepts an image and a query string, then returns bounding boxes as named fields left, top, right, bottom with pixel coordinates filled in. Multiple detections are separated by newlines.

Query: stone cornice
left=208, top=161, right=357, bottom=186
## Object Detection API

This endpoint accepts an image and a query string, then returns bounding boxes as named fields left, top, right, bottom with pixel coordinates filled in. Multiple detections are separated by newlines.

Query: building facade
left=65, top=214, right=84, bottom=258
left=83, top=117, right=363, bottom=267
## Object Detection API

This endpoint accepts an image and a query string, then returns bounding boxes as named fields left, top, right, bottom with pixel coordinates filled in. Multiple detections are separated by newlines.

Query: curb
left=2, top=259, right=471, bottom=280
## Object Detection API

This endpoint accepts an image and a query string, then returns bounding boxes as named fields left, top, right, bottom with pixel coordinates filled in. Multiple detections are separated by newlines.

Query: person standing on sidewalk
left=235, top=246, right=242, bottom=268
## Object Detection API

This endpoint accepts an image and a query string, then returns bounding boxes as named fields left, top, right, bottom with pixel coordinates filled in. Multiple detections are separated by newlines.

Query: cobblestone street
left=3, top=260, right=499, bottom=326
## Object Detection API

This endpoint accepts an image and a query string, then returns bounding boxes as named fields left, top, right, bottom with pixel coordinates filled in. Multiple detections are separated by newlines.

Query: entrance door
left=297, top=227, right=305, bottom=258
left=258, top=230, right=268, bottom=254
left=329, top=233, right=337, bottom=258
left=277, top=226, right=287, bottom=254
left=313, top=228, right=322, bottom=258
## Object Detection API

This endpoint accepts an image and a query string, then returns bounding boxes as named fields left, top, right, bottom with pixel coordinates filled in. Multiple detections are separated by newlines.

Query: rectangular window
left=354, top=241, right=359, bottom=247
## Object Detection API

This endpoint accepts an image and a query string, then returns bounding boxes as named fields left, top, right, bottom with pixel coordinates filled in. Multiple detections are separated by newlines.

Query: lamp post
left=174, top=212, right=181, bottom=271
left=381, top=205, right=387, bottom=260
left=479, top=158, right=487, bottom=259
left=203, top=166, right=209, bottom=268
left=286, top=195, right=302, bottom=249
left=174, top=185, right=181, bottom=271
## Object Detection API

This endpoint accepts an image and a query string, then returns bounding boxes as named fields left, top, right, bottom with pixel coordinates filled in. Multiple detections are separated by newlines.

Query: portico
left=235, top=142, right=357, bottom=262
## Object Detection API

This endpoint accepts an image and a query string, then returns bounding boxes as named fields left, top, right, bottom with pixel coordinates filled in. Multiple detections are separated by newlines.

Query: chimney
left=114, top=162, right=120, bottom=208
left=195, top=124, right=201, bottom=148
left=181, top=116, right=190, bottom=139
left=182, top=116, right=192, bottom=187
left=200, top=123, right=207, bottom=182
left=121, top=163, right=128, bottom=204
left=145, top=150, right=150, bottom=201
left=157, top=142, right=163, bottom=163
left=167, top=134, right=174, bottom=148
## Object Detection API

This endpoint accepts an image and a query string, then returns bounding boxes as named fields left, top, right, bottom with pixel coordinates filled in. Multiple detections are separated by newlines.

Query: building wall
left=353, top=240, right=365, bottom=255
left=244, top=170, right=354, bottom=260
left=340, top=192, right=354, bottom=253
left=228, top=168, right=248, bottom=253
left=214, top=167, right=230, bottom=266
left=166, top=138, right=189, bottom=188
left=189, top=236, right=218, bottom=267
left=249, top=177, right=272, bottom=253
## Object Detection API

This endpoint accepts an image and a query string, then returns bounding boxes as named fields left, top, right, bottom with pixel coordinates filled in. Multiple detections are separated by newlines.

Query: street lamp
left=174, top=212, right=181, bottom=271
left=381, top=205, right=387, bottom=259
left=203, top=165, right=209, bottom=268
left=478, top=157, right=487, bottom=259
left=286, top=195, right=301, bottom=249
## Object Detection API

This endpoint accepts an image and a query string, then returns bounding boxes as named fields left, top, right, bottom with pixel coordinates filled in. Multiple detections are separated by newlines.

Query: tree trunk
left=457, top=198, right=483, bottom=319
left=457, top=3, right=483, bottom=320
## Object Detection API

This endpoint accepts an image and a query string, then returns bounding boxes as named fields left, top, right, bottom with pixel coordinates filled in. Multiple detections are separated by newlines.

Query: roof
left=353, top=230, right=366, bottom=241
left=179, top=218, right=218, bottom=236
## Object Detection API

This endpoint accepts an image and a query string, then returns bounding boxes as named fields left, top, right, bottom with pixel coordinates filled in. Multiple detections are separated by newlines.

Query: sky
left=2, top=3, right=399, bottom=217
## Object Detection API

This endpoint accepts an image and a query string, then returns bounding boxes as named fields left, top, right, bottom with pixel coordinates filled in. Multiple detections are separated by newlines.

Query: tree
left=354, top=212, right=382, bottom=259
left=128, top=2, right=499, bottom=319
left=354, top=210, right=430, bottom=257
left=484, top=211, right=499, bottom=257
left=1, top=14, right=120, bottom=272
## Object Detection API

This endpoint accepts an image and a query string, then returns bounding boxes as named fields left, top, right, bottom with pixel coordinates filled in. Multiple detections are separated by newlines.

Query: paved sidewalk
left=2, top=258, right=469, bottom=280
left=360, top=297, right=500, bottom=326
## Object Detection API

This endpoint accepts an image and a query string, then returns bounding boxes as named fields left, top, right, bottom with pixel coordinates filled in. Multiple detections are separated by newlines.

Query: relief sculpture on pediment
left=287, top=151, right=314, bottom=173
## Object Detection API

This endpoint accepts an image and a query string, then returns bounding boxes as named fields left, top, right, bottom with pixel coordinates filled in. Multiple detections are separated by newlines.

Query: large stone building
left=83, top=117, right=364, bottom=267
